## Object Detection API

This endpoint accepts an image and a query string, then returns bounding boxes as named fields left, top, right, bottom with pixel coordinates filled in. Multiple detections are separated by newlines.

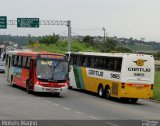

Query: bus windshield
left=36, top=59, right=68, bottom=82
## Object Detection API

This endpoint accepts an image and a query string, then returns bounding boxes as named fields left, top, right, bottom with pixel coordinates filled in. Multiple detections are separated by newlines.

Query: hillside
left=1, top=35, right=160, bottom=53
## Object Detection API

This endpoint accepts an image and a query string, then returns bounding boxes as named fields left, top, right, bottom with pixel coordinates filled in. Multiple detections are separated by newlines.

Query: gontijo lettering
left=128, top=67, right=151, bottom=72
left=88, top=70, right=103, bottom=77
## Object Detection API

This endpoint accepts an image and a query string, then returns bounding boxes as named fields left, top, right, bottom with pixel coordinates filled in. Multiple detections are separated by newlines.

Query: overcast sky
left=0, top=0, right=160, bottom=42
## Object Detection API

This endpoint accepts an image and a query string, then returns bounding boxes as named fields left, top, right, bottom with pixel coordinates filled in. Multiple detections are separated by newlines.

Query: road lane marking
left=88, top=116, right=99, bottom=120
left=53, top=103, right=59, bottom=107
left=63, top=107, right=71, bottom=110
left=106, top=121, right=119, bottom=126
left=75, top=111, right=83, bottom=115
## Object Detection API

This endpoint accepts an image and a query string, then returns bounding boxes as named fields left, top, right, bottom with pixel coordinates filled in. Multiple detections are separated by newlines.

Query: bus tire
left=130, top=98, right=138, bottom=104
left=68, top=86, right=73, bottom=90
left=54, top=93, right=60, bottom=96
left=26, top=82, right=32, bottom=94
left=11, top=76, right=15, bottom=87
left=105, top=86, right=111, bottom=100
left=98, top=85, right=104, bottom=98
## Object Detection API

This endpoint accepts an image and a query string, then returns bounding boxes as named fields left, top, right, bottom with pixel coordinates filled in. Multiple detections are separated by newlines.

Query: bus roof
left=7, top=50, right=64, bottom=57
left=17, top=51, right=64, bottom=57
left=68, top=52, right=153, bottom=58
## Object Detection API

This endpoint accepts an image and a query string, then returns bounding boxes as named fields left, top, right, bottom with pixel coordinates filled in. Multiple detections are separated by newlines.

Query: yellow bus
left=67, top=52, right=154, bottom=103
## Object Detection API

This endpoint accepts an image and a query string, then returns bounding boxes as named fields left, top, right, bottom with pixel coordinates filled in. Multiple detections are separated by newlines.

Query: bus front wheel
left=130, top=98, right=138, bottom=104
left=26, top=83, right=32, bottom=94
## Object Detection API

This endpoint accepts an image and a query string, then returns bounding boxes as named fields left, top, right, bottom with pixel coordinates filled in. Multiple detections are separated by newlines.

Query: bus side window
left=91, top=57, right=94, bottom=68
left=98, top=57, right=105, bottom=69
left=70, top=55, right=74, bottom=65
left=26, top=57, right=31, bottom=69
left=115, top=58, right=122, bottom=72
left=80, top=56, right=85, bottom=66
left=86, top=57, right=91, bottom=67
left=11, top=55, right=15, bottom=66
left=93, top=57, right=98, bottom=68
left=22, top=57, right=27, bottom=68
left=103, top=57, right=109, bottom=70
left=18, top=56, right=22, bottom=67
left=73, top=55, right=77, bottom=65
left=13, top=56, right=18, bottom=67
left=76, top=56, right=80, bottom=66
left=108, top=58, right=115, bottom=71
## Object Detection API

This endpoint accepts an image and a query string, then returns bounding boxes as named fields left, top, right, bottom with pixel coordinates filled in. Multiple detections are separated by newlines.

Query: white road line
left=88, top=116, right=99, bottom=120
left=75, top=111, right=83, bottom=115
left=63, top=107, right=71, bottom=110
left=105, top=121, right=119, bottom=126
left=53, top=103, right=59, bottom=107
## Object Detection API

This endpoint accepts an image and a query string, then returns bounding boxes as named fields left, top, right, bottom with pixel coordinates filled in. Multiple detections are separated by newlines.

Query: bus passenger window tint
left=86, top=57, right=91, bottom=67
left=115, top=58, right=122, bottom=72
left=108, top=58, right=115, bottom=70
left=26, top=57, right=31, bottom=68
left=18, top=56, right=22, bottom=67
left=13, top=56, right=18, bottom=66
left=22, top=57, right=27, bottom=68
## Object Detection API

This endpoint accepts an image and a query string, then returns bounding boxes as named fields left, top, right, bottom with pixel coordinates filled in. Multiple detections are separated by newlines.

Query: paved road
left=0, top=73, right=160, bottom=125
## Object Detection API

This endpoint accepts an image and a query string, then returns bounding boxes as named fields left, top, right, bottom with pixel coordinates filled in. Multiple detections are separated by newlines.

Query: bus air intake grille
left=112, top=83, right=118, bottom=96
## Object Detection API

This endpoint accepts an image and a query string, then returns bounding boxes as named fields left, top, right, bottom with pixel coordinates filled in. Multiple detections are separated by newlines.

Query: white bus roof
left=6, top=49, right=31, bottom=55
left=68, top=52, right=153, bottom=58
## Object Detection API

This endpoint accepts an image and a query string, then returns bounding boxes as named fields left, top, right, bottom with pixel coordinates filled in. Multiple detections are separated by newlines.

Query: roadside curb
left=148, top=99, right=160, bottom=103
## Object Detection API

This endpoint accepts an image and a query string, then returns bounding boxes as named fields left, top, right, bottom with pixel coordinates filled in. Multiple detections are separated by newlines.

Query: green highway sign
left=0, top=16, right=7, bottom=29
left=17, top=18, right=39, bottom=28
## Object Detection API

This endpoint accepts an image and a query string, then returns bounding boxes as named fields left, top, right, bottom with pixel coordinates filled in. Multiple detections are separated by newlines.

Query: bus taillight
left=121, top=83, right=125, bottom=89
left=151, top=84, right=154, bottom=89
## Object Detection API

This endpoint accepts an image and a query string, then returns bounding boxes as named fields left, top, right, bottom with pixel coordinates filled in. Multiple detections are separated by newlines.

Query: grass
left=153, top=71, right=160, bottom=101
left=29, top=40, right=98, bottom=54
left=127, top=45, right=154, bottom=51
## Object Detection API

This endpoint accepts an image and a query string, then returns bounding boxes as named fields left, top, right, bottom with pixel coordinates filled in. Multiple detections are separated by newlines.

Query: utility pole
left=67, top=20, right=71, bottom=53
left=102, top=27, right=106, bottom=43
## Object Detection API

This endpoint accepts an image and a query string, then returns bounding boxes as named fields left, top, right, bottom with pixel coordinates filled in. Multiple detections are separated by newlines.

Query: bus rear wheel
left=130, top=98, right=138, bottom=104
left=105, top=88, right=111, bottom=100
left=98, top=85, right=104, bottom=98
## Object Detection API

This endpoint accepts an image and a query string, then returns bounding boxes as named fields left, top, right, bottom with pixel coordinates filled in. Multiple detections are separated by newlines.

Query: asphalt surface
left=0, top=73, right=160, bottom=126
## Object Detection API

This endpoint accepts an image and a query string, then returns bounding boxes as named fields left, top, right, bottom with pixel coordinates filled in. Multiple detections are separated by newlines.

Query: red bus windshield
left=36, top=59, right=68, bottom=82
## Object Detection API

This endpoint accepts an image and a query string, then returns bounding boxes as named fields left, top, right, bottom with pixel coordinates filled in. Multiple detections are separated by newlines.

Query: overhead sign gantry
left=0, top=16, right=71, bottom=52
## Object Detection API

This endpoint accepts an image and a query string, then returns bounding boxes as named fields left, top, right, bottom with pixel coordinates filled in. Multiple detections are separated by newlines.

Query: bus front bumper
left=34, top=84, right=68, bottom=93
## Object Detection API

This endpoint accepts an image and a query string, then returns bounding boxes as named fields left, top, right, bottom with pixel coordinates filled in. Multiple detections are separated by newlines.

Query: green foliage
left=115, top=47, right=133, bottom=53
left=31, top=40, right=97, bottom=54
left=154, top=51, right=160, bottom=60
left=153, top=71, right=160, bottom=101
left=83, top=35, right=94, bottom=45
left=99, top=38, right=117, bottom=52
left=28, top=40, right=34, bottom=45
left=39, top=33, right=59, bottom=45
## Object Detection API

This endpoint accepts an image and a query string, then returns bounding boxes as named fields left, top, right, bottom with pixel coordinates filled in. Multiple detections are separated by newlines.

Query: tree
left=115, top=47, right=133, bottom=53
left=28, top=40, right=34, bottom=45
left=83, top=35, right=94, bottom=45
left=99, top=37, right=117, bottom=52
left=39, top=33, right=59, bottom=45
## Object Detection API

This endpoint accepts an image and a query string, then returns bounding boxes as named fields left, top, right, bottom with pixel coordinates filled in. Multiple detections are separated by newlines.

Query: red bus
left=5, top=51, right=69, bottom=95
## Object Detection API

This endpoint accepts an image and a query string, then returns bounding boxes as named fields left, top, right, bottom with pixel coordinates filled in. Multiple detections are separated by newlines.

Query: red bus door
left=26, top=59, right=35, bottom=93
